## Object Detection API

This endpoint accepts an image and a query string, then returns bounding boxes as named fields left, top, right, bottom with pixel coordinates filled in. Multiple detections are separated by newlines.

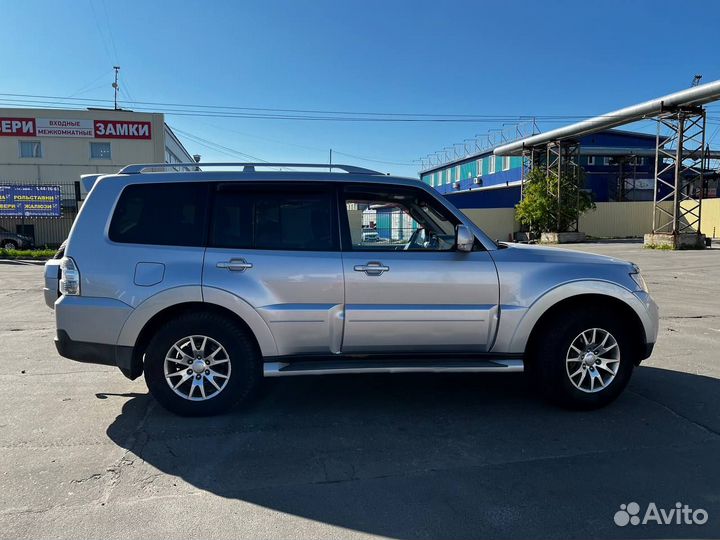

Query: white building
left=0, top=107, right=195, bottom=246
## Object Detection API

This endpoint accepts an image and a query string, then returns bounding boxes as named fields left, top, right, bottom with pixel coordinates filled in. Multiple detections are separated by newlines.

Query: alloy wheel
left=565, top=328, right=621, bottom=393
left=164, top=335, right=232, bottom=401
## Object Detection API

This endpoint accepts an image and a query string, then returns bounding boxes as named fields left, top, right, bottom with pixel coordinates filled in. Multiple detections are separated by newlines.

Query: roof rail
left=118, top=162, right=385, bottom=175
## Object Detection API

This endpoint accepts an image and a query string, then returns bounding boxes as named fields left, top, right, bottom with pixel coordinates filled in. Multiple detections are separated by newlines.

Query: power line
left=0, top=92, right=684, bottom=123
left=170, top=127, right=293, bottom=170
left=100, top=0, right=120, bottom=64
left=331, top=150, right=414, bottom=166
left=88, top=0, right=114, bottom=65
left=66, top=69, right=113, bottom=98
left=194, top=120, right=416, bottom=166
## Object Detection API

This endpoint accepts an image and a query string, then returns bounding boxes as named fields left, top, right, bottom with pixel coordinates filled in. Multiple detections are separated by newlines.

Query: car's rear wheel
left=535, top=309, right=635, bottom=409
left=144, top=312, right=261, bottom=416
left=2, top=240, right=18, bottom=250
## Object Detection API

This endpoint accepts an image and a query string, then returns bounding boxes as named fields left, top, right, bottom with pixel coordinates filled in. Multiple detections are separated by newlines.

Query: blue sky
left=2, top=0, right=720, bottom=177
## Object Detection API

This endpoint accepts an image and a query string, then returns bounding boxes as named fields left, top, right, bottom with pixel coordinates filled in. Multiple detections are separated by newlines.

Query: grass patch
left=644, top=243, right=706, bottom=251
left=0, top=248, right=56, bottom=260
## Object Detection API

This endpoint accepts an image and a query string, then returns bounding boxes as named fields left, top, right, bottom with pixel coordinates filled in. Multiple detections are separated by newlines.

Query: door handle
left=354, top=262, right=389, bottom=276
left=216, top=258, right=253, bottom=272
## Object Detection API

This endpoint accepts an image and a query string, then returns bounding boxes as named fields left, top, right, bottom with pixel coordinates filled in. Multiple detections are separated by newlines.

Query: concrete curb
left=0, top=259, right=48, bottom=266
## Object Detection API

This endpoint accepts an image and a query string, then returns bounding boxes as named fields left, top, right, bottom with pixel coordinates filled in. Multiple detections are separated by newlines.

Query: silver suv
left=44, top=163, right=658, bottom=416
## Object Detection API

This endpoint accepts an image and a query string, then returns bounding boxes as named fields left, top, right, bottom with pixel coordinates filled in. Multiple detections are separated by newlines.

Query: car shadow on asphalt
left=105, top=367, right=720, bottom=540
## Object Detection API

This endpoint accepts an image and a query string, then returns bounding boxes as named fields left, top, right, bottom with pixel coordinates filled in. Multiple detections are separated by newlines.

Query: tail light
left=59, top=257, right=80, bottom=296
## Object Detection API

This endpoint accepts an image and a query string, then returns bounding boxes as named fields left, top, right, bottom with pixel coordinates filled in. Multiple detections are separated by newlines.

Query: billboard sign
left=94, top=120, right=152, bottom=139
left=0, top=185, right=62, bottom=217
left=36, top=118, right=94, bottom=138
left=0, top=118, right=36, bottom=136
left=0, top=116, right=152, bottom=139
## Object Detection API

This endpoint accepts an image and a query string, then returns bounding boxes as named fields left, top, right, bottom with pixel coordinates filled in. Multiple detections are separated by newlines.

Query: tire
left=2, top=240, right=18, bottom=250
left=143, top=311, right=261, bottom=416
left=535, top=308, right=636, bottom=409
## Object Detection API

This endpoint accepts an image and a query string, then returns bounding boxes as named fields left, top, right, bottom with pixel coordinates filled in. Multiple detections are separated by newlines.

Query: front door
left=340, top=184, right=499, bottom=353
left=202, top=183, right=344, bottom=356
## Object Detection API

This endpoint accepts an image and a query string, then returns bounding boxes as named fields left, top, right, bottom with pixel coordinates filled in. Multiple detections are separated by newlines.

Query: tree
left=515, top=167, right=595, bottom=234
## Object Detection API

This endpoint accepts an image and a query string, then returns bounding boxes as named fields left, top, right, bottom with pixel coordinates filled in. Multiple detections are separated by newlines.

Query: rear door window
left=109, top=182, right=208, bottom=246
left=210, top=185, right=338, bottom=251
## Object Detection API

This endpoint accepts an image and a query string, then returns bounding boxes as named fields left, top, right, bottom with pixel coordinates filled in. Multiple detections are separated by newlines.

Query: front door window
left=343, top=186, right=458, bottom=252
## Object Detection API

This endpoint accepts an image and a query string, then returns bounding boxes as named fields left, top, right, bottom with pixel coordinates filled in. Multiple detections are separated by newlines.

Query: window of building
left=109, top=183, right=208, bottom=246
left=211, top=187, right=338, bottom=251
left=90, top=142, right=111, bottom=160
left=477, top=158, right=483, bottom=175
left=19, top=141, right=42, bottom=158
left=446, top=169, right=451, bottom=184
left=587, top=156, right=595, bottom=166
left=455, top=166, right=460, bottom=181
left=165, top=148, right=182, bottom=164
left=502, top=156, right=510, bottom=171
left=489, top=156, right=496, bottom=174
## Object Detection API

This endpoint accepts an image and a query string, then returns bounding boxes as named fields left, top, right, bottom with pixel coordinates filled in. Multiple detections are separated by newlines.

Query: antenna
left=112, top=66, right=120, bottom=110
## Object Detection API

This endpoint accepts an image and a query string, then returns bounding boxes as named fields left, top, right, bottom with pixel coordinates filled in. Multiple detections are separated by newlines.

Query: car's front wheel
left=144, top=312, right=261, bottom=416
left=536, top=309, right=636, bottom=409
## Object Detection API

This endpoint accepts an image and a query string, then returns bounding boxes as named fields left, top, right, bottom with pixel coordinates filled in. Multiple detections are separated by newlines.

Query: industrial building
left=0, top=107, right=195, bottom=246
left=417, top=80, right=720, bottom=246
left=419, top=129, right=700, bottom=211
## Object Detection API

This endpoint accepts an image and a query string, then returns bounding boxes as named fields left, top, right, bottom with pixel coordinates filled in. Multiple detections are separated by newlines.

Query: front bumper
left=55, top=329, right=140, bottom=379
left=633, top=290, right=659, bottom=362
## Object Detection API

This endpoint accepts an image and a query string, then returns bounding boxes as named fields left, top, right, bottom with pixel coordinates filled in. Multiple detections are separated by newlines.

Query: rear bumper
left=55, top=329, right=141, bottom=379
left=43, top=258, right=61, bottom=309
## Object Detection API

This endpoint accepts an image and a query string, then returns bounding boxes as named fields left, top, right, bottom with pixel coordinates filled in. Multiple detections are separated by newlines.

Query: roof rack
left=118, top=162, right=385, bottom=175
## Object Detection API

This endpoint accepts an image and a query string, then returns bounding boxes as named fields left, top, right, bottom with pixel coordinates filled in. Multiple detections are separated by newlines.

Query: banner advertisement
left=0, top=185, right=62, bottom=217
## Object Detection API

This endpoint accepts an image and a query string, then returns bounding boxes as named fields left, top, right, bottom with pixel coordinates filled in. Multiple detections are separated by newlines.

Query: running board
left=263, top=358, right=523, bottom=377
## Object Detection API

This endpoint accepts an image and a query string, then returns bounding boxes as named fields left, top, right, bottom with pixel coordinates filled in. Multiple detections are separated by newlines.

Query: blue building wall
left=420, top=130, right=659, bottom=209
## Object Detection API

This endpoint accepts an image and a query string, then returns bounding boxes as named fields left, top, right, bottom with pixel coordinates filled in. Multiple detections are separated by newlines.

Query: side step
left=263, top=358, right=523, bottom=377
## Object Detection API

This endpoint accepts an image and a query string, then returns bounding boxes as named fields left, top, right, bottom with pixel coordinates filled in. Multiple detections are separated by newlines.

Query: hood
left=497, top=242, right=631, bottom=266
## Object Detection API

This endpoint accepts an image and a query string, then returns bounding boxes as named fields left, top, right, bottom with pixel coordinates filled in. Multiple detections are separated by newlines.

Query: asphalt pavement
left=1, top=242, right=719, bottom=539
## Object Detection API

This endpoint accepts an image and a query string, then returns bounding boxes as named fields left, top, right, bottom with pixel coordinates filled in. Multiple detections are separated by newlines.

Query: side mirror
left=456, top=224, right=474, bottom=252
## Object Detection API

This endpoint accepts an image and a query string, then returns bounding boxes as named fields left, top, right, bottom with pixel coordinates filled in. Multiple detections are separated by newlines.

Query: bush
left=515, top=167, right=595, bottom=234
left=0, top=248, right=56, bottom=260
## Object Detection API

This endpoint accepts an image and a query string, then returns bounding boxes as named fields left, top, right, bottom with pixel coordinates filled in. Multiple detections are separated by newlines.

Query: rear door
left=202, top=183, right=345, bottom=356
left=339, top=183, right=499, bottom=353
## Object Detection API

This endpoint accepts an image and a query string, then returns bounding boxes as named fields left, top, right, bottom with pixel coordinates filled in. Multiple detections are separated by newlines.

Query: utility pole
left=112, top=66, right=120, bottom=110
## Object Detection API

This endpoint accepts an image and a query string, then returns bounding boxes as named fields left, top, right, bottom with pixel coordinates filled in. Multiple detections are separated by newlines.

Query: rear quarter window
left=109, top=182, right=208, bottom=246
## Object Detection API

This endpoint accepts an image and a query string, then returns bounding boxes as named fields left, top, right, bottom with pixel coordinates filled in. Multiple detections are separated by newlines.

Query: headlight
left=630, top=263, right=648, bottom=292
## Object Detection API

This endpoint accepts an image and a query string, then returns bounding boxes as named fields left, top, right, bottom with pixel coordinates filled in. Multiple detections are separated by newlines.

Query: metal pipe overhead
left=580, top=146, right=720, bottom=159
left=494, top=80, right=720, bottom=156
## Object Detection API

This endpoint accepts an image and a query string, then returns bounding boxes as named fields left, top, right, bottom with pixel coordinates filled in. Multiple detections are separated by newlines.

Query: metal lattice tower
left=545, top=140, right=581, bottom=232
left=652, top=107, right=706, bottom=236
left=520, top=147, right=542, bottom=200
